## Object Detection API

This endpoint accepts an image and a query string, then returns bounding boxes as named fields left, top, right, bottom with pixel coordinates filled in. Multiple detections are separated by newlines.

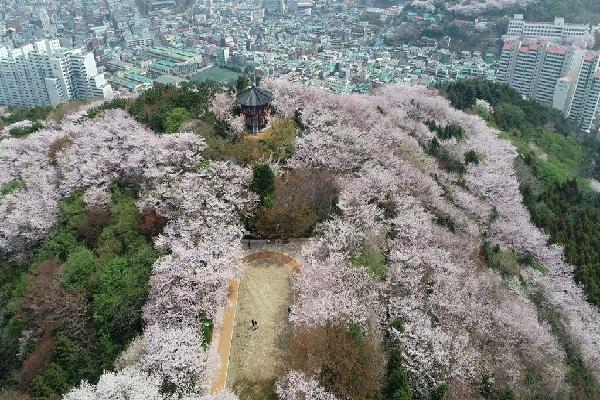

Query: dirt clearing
left=226, top=259, right=294, bottom=387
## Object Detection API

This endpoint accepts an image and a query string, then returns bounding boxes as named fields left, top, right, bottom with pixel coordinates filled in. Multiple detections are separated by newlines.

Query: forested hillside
left=1, top=80, right=600, bottom=400
left=440, top=80, right=600, bottom=309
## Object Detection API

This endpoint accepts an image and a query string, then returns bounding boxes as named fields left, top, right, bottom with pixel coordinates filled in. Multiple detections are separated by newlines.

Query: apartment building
left=507, top=15, right=591, bottom=42
left=569, top=52, right=600, bottom=132
left=498, top=39, right=600, bottom=133
left=0, top=39, right=113, bottom=108
left=535, top=46, right=584, bottom=105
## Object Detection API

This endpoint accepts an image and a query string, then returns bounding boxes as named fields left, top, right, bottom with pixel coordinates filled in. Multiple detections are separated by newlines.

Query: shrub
left=285, top=323, right=385, bottom=400
left=17, top=260, right=90, bottom=341
left=390, top=318, right=405, bottom=333
left=482, top=242, right=520, bottom=277
left=252, top=169, right=338, bottom=238
left=0, top=179, right=26, bottom=197
left=60, top=246, right=98, bottom=291
left=138, top=208, right=168, bottom=238
left=19, top=335, right=54, bottom=390
left=426, top=138, right=441, bottom=157
left=434, top=213, right=456, bottom=233
left=8, top=121, right=43, bottom=138
left=464, top=150, right=480, bottom=165
left=250, top=164, right=275, bottom=206
left=349, top=246, right=387, bottom=280
left=76, top=207, right=111, bottom=248
left=426, top=120, right=464, bottom=141
left=378, top=194, right=397, bottom=219
left=385, top=348, right=413, bottom=400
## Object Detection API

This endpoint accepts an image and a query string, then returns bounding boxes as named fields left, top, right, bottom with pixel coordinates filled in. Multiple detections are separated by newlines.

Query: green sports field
left=191, top=67, right=243, bottom=83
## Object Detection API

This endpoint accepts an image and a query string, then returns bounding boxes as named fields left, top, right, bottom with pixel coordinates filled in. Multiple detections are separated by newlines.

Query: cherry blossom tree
left=410, top=0, right=436, bottom=12
left=63, top=368, right=163, bottom=400
left=276, top=371, right=340, bottom=400
left=210, top=92, right=235, bottom=121
left=1, top=119, right=34, bottom=137
left=141, top=324, right=208, bottom=391
left=448, top=0, right=536, bottom=15
left=0, top=128, right=65, bottom=261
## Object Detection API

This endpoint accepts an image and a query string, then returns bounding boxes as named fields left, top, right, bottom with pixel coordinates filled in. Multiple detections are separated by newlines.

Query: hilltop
left=0, top=80, right=599, bottom=400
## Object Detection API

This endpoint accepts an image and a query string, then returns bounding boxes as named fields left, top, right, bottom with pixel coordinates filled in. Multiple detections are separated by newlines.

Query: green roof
left=149, top=47, right=197, bottom=60
left=156, top=60, right=176, bottom=67
left=125, top=72, right=153, bottom=84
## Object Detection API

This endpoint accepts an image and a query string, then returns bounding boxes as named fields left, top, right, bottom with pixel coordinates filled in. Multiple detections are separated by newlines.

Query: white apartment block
left=569, top=52, right=600, bottom=132
left=507, top=15, right=591, bottom=43
left=499, top=39, right=600, bottom=133
left=0, top=39, right=113, bottom=108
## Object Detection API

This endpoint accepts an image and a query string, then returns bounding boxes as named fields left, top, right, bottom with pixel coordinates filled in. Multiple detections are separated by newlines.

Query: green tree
left=445, top=81, right=476, bottom=109
left=494, top=102, right=525, bottom=131
left=236, top=75, right=251, bottom=93
left=250, top=164, right=275, bottom=206
left=384, top=348, right=413, bottom=400
left=92, top=257, right=150, bottom=346
left=164, top=107, right=192, bottom=133
left=53, top=334, right=99, bottom=386
left=464, top=150, right=480, bottom=165
left=430, top=384, right=448, bottom=400
left=60, top=246, right=98, bottom=291
left=30, top=363, right=69, bottom=399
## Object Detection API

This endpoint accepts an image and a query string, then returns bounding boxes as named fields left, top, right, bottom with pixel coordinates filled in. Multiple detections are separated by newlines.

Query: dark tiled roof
left=236, top=86, right=273, bottom=107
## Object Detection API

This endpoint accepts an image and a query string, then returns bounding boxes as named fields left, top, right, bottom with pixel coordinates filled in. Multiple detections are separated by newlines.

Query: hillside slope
left=0, top=82, right=599, bottom=399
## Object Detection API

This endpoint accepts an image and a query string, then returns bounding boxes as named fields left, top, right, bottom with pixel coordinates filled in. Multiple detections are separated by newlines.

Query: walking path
left=209, top=241, right=304, bottom=394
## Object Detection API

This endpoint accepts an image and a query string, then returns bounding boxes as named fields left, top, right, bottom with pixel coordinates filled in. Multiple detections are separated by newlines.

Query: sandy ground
left=226, top=259, right=294, bottom=387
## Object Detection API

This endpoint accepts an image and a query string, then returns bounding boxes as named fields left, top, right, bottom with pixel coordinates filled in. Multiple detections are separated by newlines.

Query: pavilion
left=235, top=86, right=273, bottom=133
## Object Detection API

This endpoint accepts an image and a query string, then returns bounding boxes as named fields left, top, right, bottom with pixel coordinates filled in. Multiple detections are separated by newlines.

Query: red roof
left=529, top=43, right=541, bottom=50
left=519, top=46, right=529, bottom=53
left=548, top=46, right=567, bottom=55
left=585, top=52, right=599, bottom=62
left=595, top=71, right=600, bottom=79
left=502, top=43, right=513, bottom=50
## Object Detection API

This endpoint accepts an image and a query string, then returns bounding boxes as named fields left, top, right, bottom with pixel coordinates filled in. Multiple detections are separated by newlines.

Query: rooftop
left=236, top=86, right=274, bottom=107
